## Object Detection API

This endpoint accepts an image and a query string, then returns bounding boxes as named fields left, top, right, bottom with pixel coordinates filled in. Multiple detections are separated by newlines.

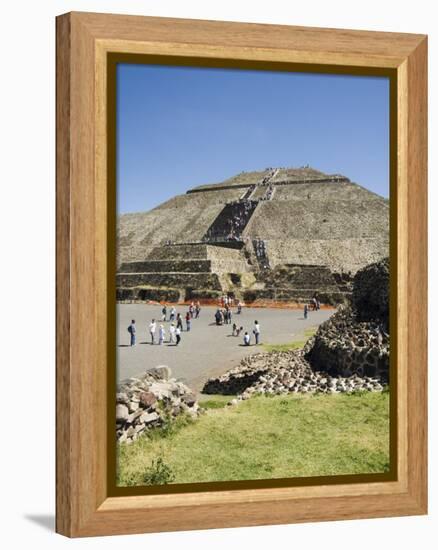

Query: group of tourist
left=212, top=299, right=260, bottom=345
left=260, top=167, right=277, bottom=184
left=126, top=318, right=180, bottom=347
left=214, top=307, right=232, bottom=325
left=203, top=198, right=256, bottom=243
left=240, top=185, right=255, bottom=200
left=226, top=200, right=255, bottom=240
left=219, top=294, right=243, bottom=315
left=163, top=302, right=201, bottom=323
left=219, top=294, right=243, bottom=309
left=163, top=169, right=276, bottom=248
left=311, top=295, right=321, bottom=311
left=127, top=300, right=202, bottom=347
left=126, top=296, right=262, bottom=348
left=261, top=184, right=275, bottom=201
left=230, top=320, right=261, bottom=346
left=254, top=237, right=269, bottom=268
left=303, top=294, right=321, bottom=319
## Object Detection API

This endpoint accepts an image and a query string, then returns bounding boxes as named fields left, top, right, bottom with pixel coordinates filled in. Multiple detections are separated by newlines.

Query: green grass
left=199, top=394, right=236, bottom=409
left=261, top=327, right=317, bottom=352
left=117, top=391, right=390, bottom=486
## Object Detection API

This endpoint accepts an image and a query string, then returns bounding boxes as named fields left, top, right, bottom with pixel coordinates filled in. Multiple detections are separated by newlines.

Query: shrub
left=142, top=457, right=175, bottom=485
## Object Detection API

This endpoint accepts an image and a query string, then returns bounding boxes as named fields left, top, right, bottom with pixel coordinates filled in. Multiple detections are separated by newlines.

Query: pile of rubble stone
left=202, top=355, right=270, bottom=395
left=202, top=349, right=384, bottom=400
left=116, top=366, right=200, bottom=444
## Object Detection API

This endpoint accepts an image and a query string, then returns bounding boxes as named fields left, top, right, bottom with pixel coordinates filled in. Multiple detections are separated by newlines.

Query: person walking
left=237, top=301, right=242, bottom=314
left=127, top=319, right=136, bottom=346
left=185, top=311, right=191, bottom=331
left=243, top=331, right=250, bottom=346
left=169, top=323, right=176, bottom=344
left=175, top=326, right=181, bottom=346
left=149, top=319, right=156, bottom=344
left=161, top=304, right=167, bottom=322
left=195, top=301, right=201, bottom=318
left=158, top=324, right=165, bottom=345
left=232, top=322, right=237, bottom=336
left=304, top=303, right=308, bottom=319
left=176, top=313, right=183, bottom=331
left=253, top=320, right=261, bottom=345
left=169, top=307, right=176, bottom=322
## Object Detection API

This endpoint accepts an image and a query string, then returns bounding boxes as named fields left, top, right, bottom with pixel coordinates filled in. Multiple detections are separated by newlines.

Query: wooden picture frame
left=56, top=11, right=427, bottom=537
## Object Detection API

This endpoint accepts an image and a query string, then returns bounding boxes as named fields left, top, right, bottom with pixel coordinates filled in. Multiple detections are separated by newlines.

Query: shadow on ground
left=24, top=514, right=55, bottom=532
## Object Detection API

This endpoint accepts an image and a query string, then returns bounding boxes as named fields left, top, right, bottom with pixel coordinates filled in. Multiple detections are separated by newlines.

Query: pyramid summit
left=117, top=166, right=389, bottom=305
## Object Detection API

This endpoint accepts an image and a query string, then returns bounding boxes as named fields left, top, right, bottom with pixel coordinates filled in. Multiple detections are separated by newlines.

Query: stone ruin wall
left=265, top=237, right=389, bottom=275
left=304, top=258, right=390, bottom=380
left=147, top=243, right=210, bottom=260
left=303, top=306, right=389, bottom=381
left=119, top=259, right=213, bottom=273
left=116, top=272, right=222, bottom=291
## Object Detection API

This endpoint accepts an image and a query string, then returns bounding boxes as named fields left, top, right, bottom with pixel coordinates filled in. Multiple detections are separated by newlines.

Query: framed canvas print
left=56, top=12, right=427, bottom=537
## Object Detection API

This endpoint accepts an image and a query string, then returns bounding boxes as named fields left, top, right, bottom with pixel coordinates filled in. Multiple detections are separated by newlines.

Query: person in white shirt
left=253, top=321, right=261, bottom=345
left=149, top=319, right=157, bottom=344
left=158, top=324, right=165, bottom=345
left=243, top=332, right=250, bottom=346
left=175, top=326, right=181, bottom=346
left=169, top=323, right=176, bottom=344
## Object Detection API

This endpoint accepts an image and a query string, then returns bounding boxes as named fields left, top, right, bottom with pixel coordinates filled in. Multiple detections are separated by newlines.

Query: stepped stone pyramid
left=117, top=167, right=389, bottom=304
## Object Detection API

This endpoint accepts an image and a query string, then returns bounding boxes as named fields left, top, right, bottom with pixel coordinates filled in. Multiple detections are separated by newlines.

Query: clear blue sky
left=117, top=64, right=389, bottom=214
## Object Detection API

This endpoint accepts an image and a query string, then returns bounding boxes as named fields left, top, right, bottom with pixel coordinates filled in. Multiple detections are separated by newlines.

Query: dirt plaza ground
left=117, top=304, right=334, bottom=393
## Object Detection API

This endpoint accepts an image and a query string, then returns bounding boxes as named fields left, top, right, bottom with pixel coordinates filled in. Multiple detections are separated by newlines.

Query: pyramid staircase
left=202, top=200, right=258, bottom=242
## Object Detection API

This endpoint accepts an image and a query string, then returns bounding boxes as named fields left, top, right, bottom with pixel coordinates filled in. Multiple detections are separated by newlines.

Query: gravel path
left=117, top=304, right=334, bottom=393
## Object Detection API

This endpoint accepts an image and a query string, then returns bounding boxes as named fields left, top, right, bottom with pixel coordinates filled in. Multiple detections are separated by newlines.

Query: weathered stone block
left=116, top=404, right=129, bottom=422
left=139, top=391, right=157, bottom=408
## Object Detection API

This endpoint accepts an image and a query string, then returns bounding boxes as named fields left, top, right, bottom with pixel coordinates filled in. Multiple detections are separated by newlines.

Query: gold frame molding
left=56, top=11, right=427, bottom=537
left=105, top=54, right=400, bottom=498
